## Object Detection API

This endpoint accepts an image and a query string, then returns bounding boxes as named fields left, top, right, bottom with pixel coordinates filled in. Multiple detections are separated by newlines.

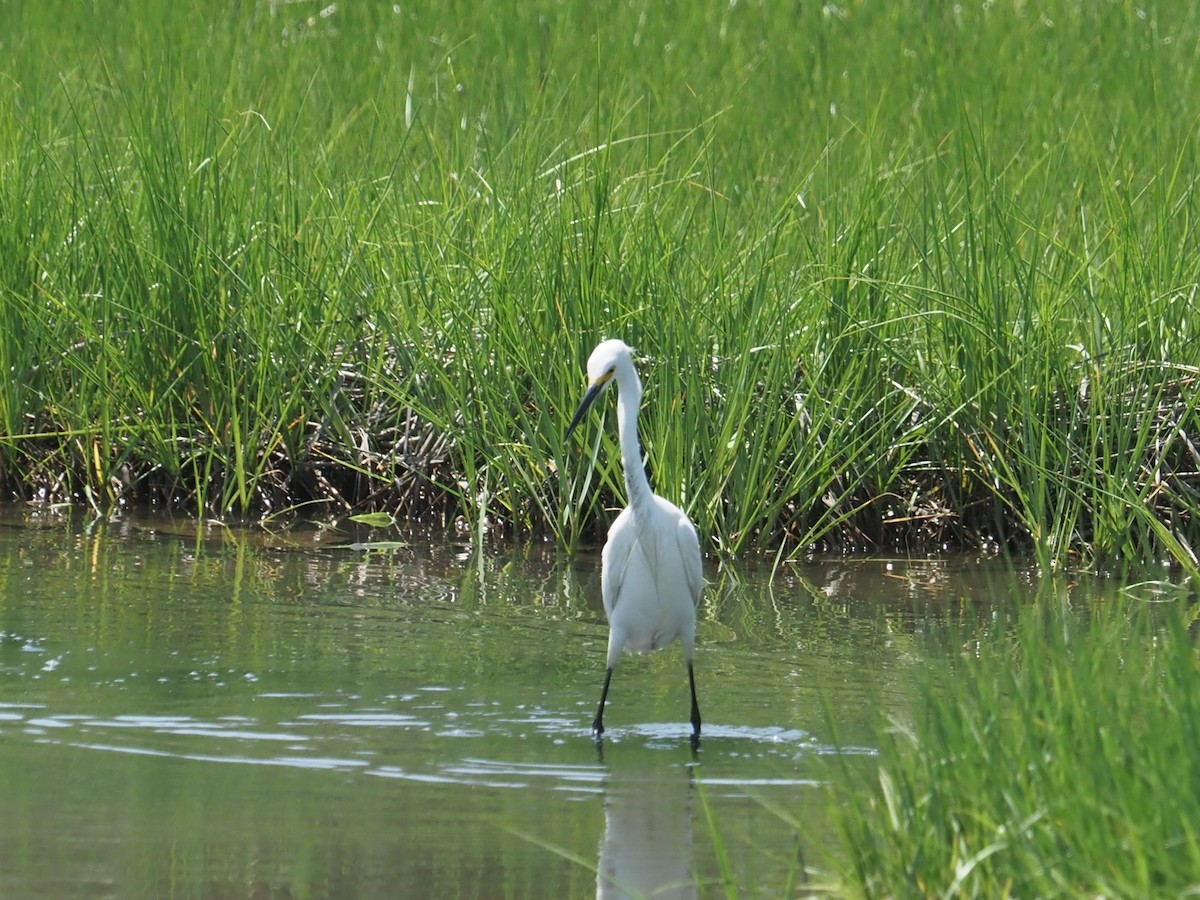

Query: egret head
left=565, top=339, right=633, bottom=440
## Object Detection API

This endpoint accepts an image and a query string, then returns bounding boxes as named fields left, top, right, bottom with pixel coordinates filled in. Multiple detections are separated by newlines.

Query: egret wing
left=675, top=515, right=703, bottom=608
left=600, top=510, right=638, bottom=619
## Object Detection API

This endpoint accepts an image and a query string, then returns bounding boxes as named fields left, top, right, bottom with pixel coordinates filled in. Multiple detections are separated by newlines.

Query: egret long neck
left=615, top=366, right=653, bottom=516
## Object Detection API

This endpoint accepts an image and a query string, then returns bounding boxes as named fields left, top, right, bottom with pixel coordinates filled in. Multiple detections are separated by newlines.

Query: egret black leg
left=593, top=666, right=613, bottom=737
left=688, top=661, right=701, bottom=739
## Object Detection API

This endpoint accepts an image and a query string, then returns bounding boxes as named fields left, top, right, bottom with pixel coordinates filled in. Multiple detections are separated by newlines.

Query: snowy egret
left=565, top=339, right=703, bottom=741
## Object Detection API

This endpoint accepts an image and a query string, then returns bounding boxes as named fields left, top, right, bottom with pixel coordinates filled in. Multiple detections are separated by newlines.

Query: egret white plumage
left=565, top=339, right=703, bottom=741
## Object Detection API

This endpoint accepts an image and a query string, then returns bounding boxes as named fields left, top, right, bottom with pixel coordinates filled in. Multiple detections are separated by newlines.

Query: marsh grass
left=2, top=1, right=1200, bottom=569
left=832, top=583, right=1200, bottom=896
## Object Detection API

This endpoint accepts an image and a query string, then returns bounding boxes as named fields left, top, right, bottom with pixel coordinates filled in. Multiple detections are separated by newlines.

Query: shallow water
left=0, top=507, right=1070, bottom=897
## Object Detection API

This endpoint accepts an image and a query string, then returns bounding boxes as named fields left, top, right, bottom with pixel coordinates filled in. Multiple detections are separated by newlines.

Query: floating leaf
left=345, top=541, right=408, bottom=551
left=349, top=512, right=395, bottom=528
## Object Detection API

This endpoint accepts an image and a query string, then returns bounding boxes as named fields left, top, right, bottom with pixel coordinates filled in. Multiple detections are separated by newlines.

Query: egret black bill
left=565, top=373, right=612, bottom=440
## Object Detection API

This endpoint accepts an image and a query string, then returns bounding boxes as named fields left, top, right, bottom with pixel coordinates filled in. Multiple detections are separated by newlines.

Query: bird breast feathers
left=601, top=503, right=703, bottom=619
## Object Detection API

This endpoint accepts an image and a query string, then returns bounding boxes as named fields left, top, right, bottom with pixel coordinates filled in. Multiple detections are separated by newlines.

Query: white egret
left=565, top=339, right=702, bottom=741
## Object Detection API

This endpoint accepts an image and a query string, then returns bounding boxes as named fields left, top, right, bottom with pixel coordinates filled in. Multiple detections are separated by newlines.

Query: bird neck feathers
left=615, top=365, right=654, bottom=516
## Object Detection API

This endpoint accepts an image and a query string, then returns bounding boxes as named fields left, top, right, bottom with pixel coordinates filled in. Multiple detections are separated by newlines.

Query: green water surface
left=0, top=507, right=1058, bottom=897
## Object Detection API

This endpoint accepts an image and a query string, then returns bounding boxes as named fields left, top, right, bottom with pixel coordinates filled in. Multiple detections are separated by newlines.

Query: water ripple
left=0, top=690, right=865, bottom=790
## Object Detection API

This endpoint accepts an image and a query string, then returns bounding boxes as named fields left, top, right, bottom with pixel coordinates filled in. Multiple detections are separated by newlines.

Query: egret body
left=565, top=339, right=702, bottom=741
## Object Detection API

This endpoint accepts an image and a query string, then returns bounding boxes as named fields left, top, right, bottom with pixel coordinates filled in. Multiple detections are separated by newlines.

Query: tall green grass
left=833, top=583, right=1200, bottom=896
left=1, top=1, right=1199, bottom=570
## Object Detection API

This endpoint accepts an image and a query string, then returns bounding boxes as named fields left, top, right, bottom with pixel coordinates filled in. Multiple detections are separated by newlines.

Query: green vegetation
left=2, top=1, right=1199, bottom=570
left=833, top=583, right=1200, bottom=896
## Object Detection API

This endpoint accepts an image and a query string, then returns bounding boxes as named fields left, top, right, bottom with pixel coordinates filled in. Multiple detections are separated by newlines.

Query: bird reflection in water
left=596, top=764, right=697, bottom=900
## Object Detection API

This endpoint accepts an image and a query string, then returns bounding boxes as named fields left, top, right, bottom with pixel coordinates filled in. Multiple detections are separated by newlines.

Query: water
left=0, top=507, right=1051, bottom=897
